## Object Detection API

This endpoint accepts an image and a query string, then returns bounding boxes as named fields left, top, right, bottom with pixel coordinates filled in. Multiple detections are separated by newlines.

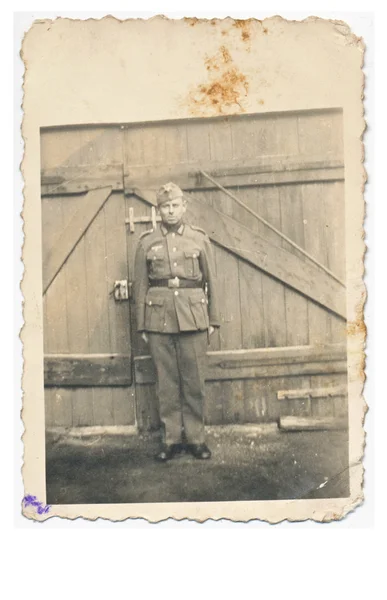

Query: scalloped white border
left=20, top=14, right=366, bottom=523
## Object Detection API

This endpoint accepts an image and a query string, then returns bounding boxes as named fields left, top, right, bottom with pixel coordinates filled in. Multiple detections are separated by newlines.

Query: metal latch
left=113, top=280, right=129, bottom=301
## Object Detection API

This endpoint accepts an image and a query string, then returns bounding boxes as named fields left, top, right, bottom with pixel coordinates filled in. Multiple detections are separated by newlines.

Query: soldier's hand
left=141, top=332, right=149, bottom=343
left=208, top=326, right=215, bottom=336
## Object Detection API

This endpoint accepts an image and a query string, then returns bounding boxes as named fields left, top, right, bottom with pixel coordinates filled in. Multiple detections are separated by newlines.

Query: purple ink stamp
left=23, top=495, right=51, bottom=515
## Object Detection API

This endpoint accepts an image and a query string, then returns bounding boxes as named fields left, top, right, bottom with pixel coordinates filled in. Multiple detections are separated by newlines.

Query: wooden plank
left=221, top=380, right=244, bottom=424
left=164, top=124, right=189, bottom=164
left=71, top=388, right=94, bottom=427
left=231, top=116, right=275, bottom=160
left=64, top=236, right=90, bottom=353
left=239, top=261, right=265, bottom=349
left=45, top=388, right=73, bottom=428
left=277, top=385, right=347, bottom=400
left=310, top=374, right=348, bottom=421
left=104, top=192, right=131, bottom=355
left=302, top=183, right=334, bottom=343
left=298, top=112, right=343, bottom=158
left=43, top=197, right=69, bottom=353
left=41, top=165, right=123, bottom=195
left=92, top=388, right=115, bottom=426
left=79, top=128, right=123, bottom=165
left=44, top=268, right=69, bottom=353
left=215, top=246, right=242, bottom=350
left=44, top=354, right=132, bottom=386
left=204, top=381, right=224, bottom=424
left=41, top=197, right=64, bottom=266
left=324, top=181, right=345, bottom=280
left=124, top=127, right=145, bottom=167
left=48, top=387, right=135, bottom=427
left=135, top=385, right=159, bottom=432
left=44, top=388, right=54, bottom=427
left=279, top=185, right=309, bottom=346
left=243, top=379, right=269, bottom=422
left=112, top=387, right=136, bottom=426
left=43, top=187, right=112, bottom=294
left=312, top=374, right=348, bottom=419
left=186, top=121, right=211, bottom=163
left=323, top=181, right=347, bottom=344
left=209, top=120, right=233, bottom=161
left=273, top=114, right=299, bottom=156
left=84, top=204, right=111, bottom=353
left=275, top=376, right=311, bottom=419
left=134, top=344, right=347, bottom=384
left=124, top=158, right=344, bottom=192
left=141, top=125, right=167, bottom=166
left=209, top=156, right=344, bottom=177
left=255, top=187, right=287, bottom=347
left=207, top=167, right=344, bottom=189
left=235, top=188, right=266, bottom=349
left=279, top=416, right=347, bottom=431
left=134, top=357, right=348, bottom=384
left=230, top=114, right=300, bottom=159
left=255, top=376, right=290, bottom=420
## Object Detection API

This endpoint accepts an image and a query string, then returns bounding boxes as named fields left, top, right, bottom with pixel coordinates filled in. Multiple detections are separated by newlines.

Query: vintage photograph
left=21, top=16, right=365, bottom=522
left=41, top=110, right=349, bottom=505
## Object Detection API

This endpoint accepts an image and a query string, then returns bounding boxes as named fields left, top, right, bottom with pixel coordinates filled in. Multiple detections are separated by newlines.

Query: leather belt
left=149, top=277, right=203, bottom=289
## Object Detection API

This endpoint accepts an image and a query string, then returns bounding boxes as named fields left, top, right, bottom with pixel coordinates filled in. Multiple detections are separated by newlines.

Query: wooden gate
left=41, top=109, right=348, bottom=432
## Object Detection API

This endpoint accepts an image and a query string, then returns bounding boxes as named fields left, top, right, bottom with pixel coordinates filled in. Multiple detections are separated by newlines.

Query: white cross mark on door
left=125, top=206, right=161, bottom=233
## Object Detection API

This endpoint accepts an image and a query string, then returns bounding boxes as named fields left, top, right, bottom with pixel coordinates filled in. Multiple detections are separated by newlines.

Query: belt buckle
left=168, top=277, right=180, bottom=288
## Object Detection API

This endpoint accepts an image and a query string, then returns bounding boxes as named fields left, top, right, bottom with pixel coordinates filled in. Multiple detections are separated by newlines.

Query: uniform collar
left=160, top=223, right=185, bottom=236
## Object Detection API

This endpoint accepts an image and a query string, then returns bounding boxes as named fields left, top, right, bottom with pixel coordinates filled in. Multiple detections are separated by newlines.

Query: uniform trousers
left=148, top=330, right=208, bottom=445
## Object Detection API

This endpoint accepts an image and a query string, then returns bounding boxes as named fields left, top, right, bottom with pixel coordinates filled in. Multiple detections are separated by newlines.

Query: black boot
left=155, top=444, right=178, bottom=462
left=188, top=443, right=212, bottom=460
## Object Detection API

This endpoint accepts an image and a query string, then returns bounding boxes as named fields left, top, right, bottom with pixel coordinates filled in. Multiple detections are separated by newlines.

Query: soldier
left=134, top=182, right=220, bottom=462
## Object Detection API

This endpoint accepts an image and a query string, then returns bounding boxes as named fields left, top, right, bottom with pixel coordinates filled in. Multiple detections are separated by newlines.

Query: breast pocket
left=147, top=249, right=166, bottom=277
left=189, top=296, right=209, bottom=330
left=184, top=251, right=200, bottom=277
left=145, top=296, right=166, bottom=331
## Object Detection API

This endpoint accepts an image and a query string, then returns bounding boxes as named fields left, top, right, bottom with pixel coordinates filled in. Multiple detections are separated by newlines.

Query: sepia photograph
left=41, top=110, right=349, bottom=505
left=20, top=16, right=365, bottom=522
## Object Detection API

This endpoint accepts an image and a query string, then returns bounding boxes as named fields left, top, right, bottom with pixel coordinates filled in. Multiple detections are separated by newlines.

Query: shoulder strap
left=139, top=229, right=154, bottom=240
left=190, top=224, right=207, bottom=235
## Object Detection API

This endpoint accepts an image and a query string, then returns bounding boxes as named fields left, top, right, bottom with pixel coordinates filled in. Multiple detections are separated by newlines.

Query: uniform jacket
left=134, top=222, right=220, bottom=333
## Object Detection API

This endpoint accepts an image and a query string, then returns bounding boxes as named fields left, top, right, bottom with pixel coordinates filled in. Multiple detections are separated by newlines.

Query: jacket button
left=173, top=262, right=177, bottom=267
left=174, top=291, right=179, bottom=296
left=193, top=254, right=197, bottom=258
left=149, top=301, right=152, bottom=305
left=172, top=247, right=176, bottom=252
left=201, top=299, right=205, bottom=303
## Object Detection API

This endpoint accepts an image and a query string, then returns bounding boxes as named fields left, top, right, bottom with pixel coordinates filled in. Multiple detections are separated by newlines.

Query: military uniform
left=133, top=186, right=220, bottom=450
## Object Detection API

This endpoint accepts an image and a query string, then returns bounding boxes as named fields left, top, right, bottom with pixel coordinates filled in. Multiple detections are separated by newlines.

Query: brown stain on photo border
left=186, top=45, right=249, bottom=116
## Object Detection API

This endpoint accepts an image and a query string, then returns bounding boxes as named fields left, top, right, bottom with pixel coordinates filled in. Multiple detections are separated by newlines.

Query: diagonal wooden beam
left=130, top=187, right=346, bottom=319
left=199, top=169, right=345, bottom=286
left=43, top=186, right=112, bottom=295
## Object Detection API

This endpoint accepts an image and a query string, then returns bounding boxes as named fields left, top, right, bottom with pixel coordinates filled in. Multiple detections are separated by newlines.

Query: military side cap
left=156, top=182, right=183, bottom=205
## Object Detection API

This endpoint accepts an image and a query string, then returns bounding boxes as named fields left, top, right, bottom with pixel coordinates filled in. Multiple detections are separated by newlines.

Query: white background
left=5, top=3, right=384, bottom=599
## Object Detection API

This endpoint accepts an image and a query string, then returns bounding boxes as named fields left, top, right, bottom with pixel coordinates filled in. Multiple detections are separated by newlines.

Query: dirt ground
left=46, top=425, right=350, bottom=505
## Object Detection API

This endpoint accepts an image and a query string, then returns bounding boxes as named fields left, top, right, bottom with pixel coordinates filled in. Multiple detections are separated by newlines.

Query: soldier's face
left=159, top=197, right=187, bottom=225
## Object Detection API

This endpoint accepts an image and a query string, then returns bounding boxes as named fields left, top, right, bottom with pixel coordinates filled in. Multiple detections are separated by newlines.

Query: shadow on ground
left=46, top=426, right=350, bottom=505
